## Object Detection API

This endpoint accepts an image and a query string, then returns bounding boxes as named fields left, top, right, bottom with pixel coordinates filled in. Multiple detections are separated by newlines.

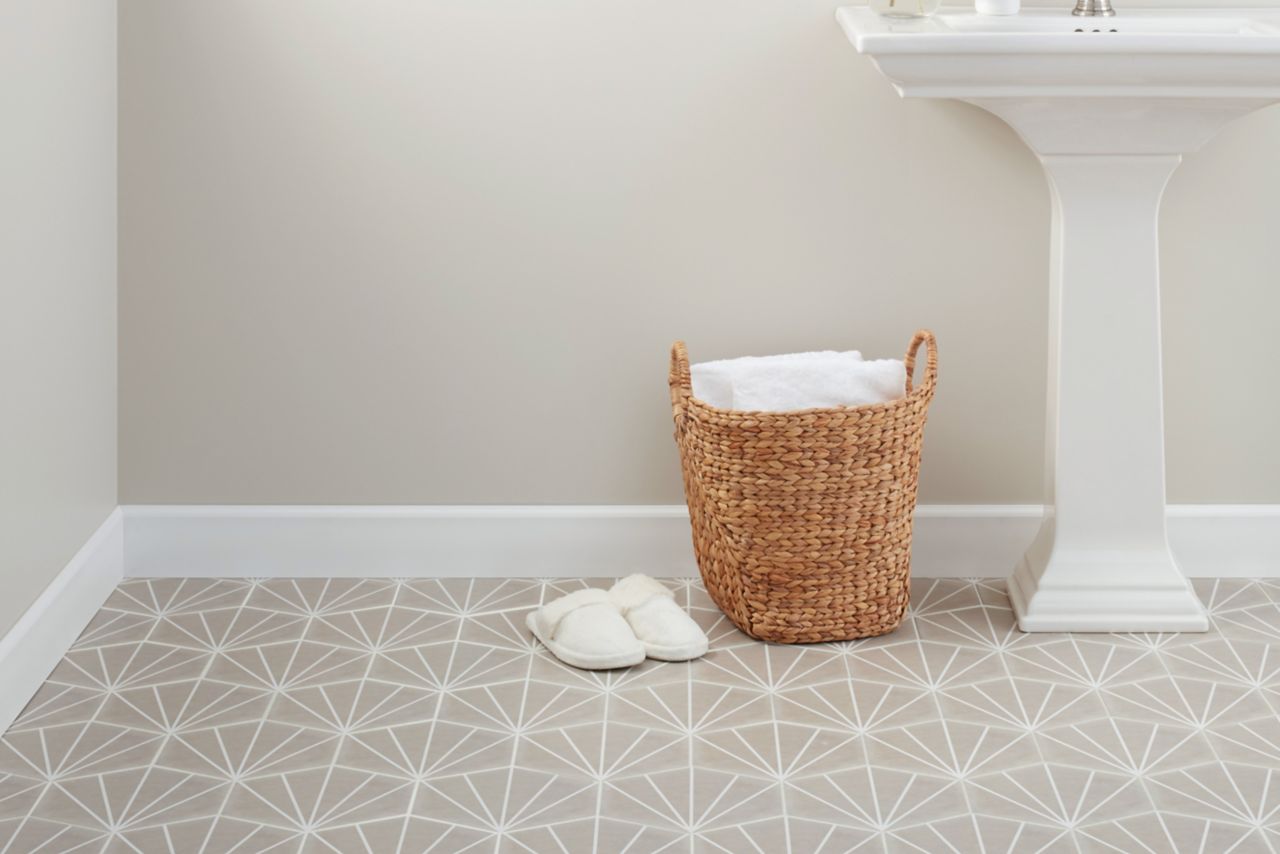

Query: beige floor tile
left=786, top=765, right=968, bottom=829
left=1160, top=637, right=1280, bottom=688
left=305, top=606, right=459, bottom=652
left=777, top=676, right=938, bottom=735
left=49, top=642, right=210, bottom=692
left=0, top=721, right=164, bottom=780
left=151, top=606, right=308, bottom=652
left=370, top=640, right=530, bottom=690
left=205, top=640, right=370, bottom=691
left=694, top=720, right=866, bottom=779
left=0, top=772, right=46, bottom=821
left=270, top=678, right=437, bottom=733
left=1005, top=638, right=1164, bottom=688
left=604, top=767, right=783, bottom=832
left=96, top=679, right=271, bottom=733
left=225, top=766, right=414, bottom=829
left=697, top=816, right=814, bottom=854
left=416, top=767, right=597, bottom=831
left=910, top=579, right=989, bottom=616
left=845, top=640, right=999, bottom=690
left=0, top=817, right=105, bottom=853
left=890, top=814, right=1075, bottom=854
left=496, top=816, right=600, bottom=854
left=338, top=719, right=511, bottom=779
left=5, top=576, right=1280, bottom=846
left=156, top=720, right=340, bottom=778
left=611, top=679, right=773, bottom=734
left=400, top=577, right=545, bottom=616
left=109, top=815, right=300, bottom=854
left=439, top=677, right=606, bottom=734
left=966, top=763, right=1152, bottom=828
left=70, top=609, right=159, bottom=651
left=31, top=767, right=228, bottom=831
left=457, top=608, right=542, bottom=650
left=525, top=651, right=693, bottom=693
left=104, top=578, right=250, bottom=617
left=939, top=677, right=1109, bottom=733
left=595, top=819, right=688, bottom=854
left=698, top=643, right=851, bottom=693
left=866, top=718, right=1041, bottom=779
left=1036, top=718, right=1216, bottom=775
left=244, top=578, right=398, bottom=616
left=1213, top=603, right=1280, bottom=644
left=520, top=721, right=688, bottom=779
left=1077, top=811, right=1271, bottom=854
left=912, top=603, right=1037, bottom=652
left=1148, top=762, right=1280, bottom=826
left=1194, top=578, right=1272, bottom=615
left=779, top=817, right=881, bottom=853
left=1101, top=674, right=1274, bottom=728
left=311, top=815, right=488, bottom=854
left=1204, top=713, right=1280, bottom=766
left=8, top=683, right=107, bottom=733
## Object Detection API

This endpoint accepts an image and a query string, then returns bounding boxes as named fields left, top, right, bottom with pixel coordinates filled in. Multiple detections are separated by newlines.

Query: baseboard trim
left=0, top=508, right=123, bottom=731
left=123, top=505, right=699, bottom=579
left=121, top=504, right=1280, bottom=579
left=1, top=501, right=1271, bottom=722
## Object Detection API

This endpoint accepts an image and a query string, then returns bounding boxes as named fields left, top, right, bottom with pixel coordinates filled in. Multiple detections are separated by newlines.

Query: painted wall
left=119, top=0, right=1280, bottom=506
left=0, top=2, right=118, bottom=635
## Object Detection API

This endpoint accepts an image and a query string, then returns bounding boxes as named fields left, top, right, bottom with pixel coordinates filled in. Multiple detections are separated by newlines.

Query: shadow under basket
left=670, top=330, right=939, bottom=644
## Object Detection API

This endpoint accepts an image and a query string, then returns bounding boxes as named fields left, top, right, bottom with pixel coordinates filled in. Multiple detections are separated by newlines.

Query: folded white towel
left=690, top=350, right=906, bottom=412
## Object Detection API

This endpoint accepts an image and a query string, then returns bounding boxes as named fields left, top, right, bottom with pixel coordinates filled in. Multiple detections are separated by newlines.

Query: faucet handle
left=1073, top=0, right=1116, bottom=16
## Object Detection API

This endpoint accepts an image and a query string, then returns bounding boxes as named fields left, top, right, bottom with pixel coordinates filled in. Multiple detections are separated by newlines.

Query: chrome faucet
left=1073, top=0, right=1115, bottom=16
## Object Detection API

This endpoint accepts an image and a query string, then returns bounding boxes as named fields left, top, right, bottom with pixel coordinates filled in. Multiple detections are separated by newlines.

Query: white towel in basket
left=690, top=350, right=906, bottom=412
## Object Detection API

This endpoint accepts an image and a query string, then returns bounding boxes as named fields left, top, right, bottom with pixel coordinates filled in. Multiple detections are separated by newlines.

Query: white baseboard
left=121, top=504, right=1280, bottom=580
left=1, top=502, right=1273, bottom=722
left=0, top=508, right=123, bottom=731
left=123, top=505, right=698, bottom=579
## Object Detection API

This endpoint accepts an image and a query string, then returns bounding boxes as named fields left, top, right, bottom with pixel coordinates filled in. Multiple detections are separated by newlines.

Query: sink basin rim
left=838, top=7, right=1280, bottom=55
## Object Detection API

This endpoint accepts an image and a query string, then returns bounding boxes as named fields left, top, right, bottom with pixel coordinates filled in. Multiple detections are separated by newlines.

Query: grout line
left=193, top=578, right=285, bottom=853
left=7, top=580, right=224, bottom=850
left=921, top=581, right=981, bottom=854
left=978, top=578, right=1081, bottom=854
left=1179, top=579, right=1280, bottom=854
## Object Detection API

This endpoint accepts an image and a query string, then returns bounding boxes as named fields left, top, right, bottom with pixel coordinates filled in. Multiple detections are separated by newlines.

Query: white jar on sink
left=976, top=0, right=1021, bottom=14
left=869, top=0, right=941, bottom=19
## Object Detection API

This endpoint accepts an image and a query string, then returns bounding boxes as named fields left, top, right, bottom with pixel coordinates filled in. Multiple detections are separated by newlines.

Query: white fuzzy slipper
left=526, top=588, right=646, bottom=670
left=609, top=575, right=709, bottom=661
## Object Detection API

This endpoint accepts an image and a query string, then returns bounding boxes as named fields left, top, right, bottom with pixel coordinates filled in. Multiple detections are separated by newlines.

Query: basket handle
left=669, top=341, right=693, bottom=423
left=904, top=329, right=938, bottom=396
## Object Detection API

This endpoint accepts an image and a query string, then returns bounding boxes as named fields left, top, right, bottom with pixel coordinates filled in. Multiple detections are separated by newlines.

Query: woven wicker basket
left=669, top=330, right=938, bottom=644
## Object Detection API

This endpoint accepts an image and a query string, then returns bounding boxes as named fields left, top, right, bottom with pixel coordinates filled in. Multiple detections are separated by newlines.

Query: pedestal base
left=834, top=9, right=1280, bottom=635
left=1007, top=518, right=1208, bottom=633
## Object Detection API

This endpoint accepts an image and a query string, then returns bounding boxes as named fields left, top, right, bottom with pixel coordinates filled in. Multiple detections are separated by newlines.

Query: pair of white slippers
left=526, top=575, right=709, bottom=670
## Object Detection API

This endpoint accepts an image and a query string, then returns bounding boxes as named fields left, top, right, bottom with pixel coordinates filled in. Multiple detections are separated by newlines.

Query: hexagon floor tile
left=3, top=576, right=1278, bottom=853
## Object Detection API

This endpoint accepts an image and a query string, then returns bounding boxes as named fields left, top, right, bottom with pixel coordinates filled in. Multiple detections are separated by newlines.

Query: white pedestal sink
left=838, top=8, right=1280, bottom=631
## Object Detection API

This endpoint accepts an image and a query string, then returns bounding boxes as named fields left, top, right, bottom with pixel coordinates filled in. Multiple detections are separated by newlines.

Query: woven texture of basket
left=669, top=330, right=938, bottom=643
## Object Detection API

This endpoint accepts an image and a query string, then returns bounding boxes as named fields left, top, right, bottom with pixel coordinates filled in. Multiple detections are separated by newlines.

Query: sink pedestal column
left=837, top=5, right=1280, bottom=632
left=1007, top=153, right=1207, bottom=632
left=960, top=95, right=1271, bottom=632
left=961, top=97, right=1249, bottom=632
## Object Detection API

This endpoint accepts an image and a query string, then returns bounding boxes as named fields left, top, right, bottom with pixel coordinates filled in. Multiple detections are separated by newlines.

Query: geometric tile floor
left=3, top=576, right=1280, bottom=852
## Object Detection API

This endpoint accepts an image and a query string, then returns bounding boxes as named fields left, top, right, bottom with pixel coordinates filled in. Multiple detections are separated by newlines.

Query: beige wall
left=118, top=0, right=1280, bottom=506
left=1, top=2, right=117, bottom=635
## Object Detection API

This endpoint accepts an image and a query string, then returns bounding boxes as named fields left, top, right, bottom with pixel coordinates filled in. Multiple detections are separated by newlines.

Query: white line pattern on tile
left=1, top=577, right=1279, bottom=852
